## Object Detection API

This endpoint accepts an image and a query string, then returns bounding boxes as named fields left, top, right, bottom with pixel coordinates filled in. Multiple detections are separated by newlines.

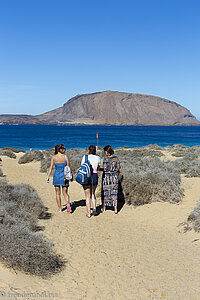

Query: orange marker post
left=96, top=132, right=99, bottom=151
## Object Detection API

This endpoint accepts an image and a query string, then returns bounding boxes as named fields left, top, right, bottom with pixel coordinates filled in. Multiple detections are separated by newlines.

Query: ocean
left=0, top=124, right=200, bottom=151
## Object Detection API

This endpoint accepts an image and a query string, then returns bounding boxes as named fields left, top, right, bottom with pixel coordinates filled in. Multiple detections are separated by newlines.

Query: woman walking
left=47, top=144, right=71, bottom=213
left=81, top=145, right=101, bottom=218
left=102, top=145, right=120, bottom=214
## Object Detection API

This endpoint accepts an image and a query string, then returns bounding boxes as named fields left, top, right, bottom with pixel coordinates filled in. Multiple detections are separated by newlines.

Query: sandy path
left=1, top=154, right=200, bottom=299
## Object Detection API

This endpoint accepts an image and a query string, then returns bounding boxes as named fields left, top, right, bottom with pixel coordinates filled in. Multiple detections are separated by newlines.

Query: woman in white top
left=81, top=145, right=101, bottom=218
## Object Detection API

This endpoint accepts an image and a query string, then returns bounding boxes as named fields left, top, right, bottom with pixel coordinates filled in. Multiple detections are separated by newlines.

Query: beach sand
left=1, top=152, right=200, bottom=299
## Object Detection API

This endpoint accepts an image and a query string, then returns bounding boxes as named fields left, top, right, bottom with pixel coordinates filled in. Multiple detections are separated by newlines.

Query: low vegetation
left=2, top=147, right=25, bottom=153
left=18, top=150, right=44, bottom=164
left=121, top=157, right=183, bottom=206
left=0, top=180, right=65, bottom=277
left=0, top=149, right=16, bottom=159
left=168, top=152, right=200, bottom=177
left=40, top=150, right=54, bottom=173
left=115, top=148, right=164, bottom=159
left=185, top=200, right=200, bottom=232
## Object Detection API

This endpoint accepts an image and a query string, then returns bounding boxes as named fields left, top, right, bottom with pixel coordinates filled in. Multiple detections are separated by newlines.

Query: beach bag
left=76, top=155, right=92, bottom=185
left=64, top=155, right=73, bottom=180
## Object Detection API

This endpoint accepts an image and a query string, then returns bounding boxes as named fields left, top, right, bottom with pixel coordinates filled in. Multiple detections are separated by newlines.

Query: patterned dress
left=102, top=156, right=120, bottom=207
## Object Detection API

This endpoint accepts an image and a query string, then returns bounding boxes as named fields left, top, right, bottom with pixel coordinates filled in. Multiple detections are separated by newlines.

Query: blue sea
left=0, top=124, right=200, bottom=151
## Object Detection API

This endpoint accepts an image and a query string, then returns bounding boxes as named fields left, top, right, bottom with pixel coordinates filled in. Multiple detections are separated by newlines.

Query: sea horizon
left=0, top=124, right=200, bottom=151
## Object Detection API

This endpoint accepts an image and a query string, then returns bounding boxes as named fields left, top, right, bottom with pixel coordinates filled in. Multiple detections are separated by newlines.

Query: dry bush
left=0, top=150, right=16, bottom=159
left=40, top=150, right=54, bottom=173
left=187, top=200, right=200, bottom=232
left=18, top=150, right=44, bottom=164
left=0, top=169, right=3, bottom=177
left=0, top=204, right=37, bottom=231
left=143, top=144, right=163, bottom=150
left=168, top=152, right=200, bottom=176
left=2, top=147, right=25, bottom=153
left=166, top=144, right=189, bottom=151
left=1, top=183, right=47, bottom=218
left=121, top=157, right=183, bottom=206
left=68, top=150, right=87, bottom=174
left=171, top=151, right=187, bottom=157
left=115, top=148, right=163, bottom=160
left=0, top=224, right=65, bottom=277
left=184, top=160, right=200, bottom=178
left=171, top=146, right=200, bottom=158
left=0, top=180, right=65, bottom=277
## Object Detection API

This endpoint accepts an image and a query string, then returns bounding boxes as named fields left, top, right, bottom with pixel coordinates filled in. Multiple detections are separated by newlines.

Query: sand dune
left=1, top=153, right=200, bottom=299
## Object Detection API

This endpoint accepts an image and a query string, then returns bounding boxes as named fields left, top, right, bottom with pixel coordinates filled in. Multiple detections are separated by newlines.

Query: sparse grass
left=18, top=150, right=44, bottom=164
left=0, top=180, right=65, bottom=277
left=0, top=150, right=16, bottom=159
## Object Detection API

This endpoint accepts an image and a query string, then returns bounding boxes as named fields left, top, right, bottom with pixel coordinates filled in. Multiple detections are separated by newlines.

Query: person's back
left=81, top=145, right=101, bottom=218
left=81, top=154, right=101, bottom=173
left=47, top=144, right=71, bottom=213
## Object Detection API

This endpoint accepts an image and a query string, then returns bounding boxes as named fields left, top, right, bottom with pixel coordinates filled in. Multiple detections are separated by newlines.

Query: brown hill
left=37, top=91, right=200, bottom=126
left=0, top=91, right=199, bottom=125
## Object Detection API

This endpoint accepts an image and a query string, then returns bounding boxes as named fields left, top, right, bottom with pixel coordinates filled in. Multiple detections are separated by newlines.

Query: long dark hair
left=88, top=145, right=96, bottom=155
left=55, top=144, right=65, bottom=154
left=54, top=145, right=59, bottom=155
left=104, top=145, right=114, bottom=155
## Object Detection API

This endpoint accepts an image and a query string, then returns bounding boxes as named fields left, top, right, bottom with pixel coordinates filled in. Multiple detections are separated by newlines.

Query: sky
left=0, top=0, right=200, bottom=119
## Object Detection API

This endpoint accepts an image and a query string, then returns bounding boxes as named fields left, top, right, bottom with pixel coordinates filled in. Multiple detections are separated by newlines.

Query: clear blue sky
left=0, top=0, right=200, bottom=119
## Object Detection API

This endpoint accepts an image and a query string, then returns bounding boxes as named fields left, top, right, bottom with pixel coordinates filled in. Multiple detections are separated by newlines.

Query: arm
left=66, top=154, right=71, bottom=169
left=117, top=158, right=120, bottom=172
left=81, top=155, right=85, bottom=165
left=98, top=156, right=103, bottom=171
left=47, top=156, right=54, bottom=182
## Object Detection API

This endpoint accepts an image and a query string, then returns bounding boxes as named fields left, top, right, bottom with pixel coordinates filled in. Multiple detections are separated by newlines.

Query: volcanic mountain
left=0, top=91, right=199, bottom=125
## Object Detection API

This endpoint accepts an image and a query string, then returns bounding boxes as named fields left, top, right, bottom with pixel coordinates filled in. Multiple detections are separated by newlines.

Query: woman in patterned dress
left=102, top=145, right=120, bottom=214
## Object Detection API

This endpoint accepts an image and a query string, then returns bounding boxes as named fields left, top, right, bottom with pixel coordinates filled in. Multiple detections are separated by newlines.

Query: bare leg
left=101, top=205, right=106, bottom=212
left=84, top=186, right=91, bottom=216
left=114, top=205, right=117, bottom=214
left=55, top=186, right=62, bottom=212
left=62, top=186, right=70, bottom=204
left=91, top=186, right=97, bottom=210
